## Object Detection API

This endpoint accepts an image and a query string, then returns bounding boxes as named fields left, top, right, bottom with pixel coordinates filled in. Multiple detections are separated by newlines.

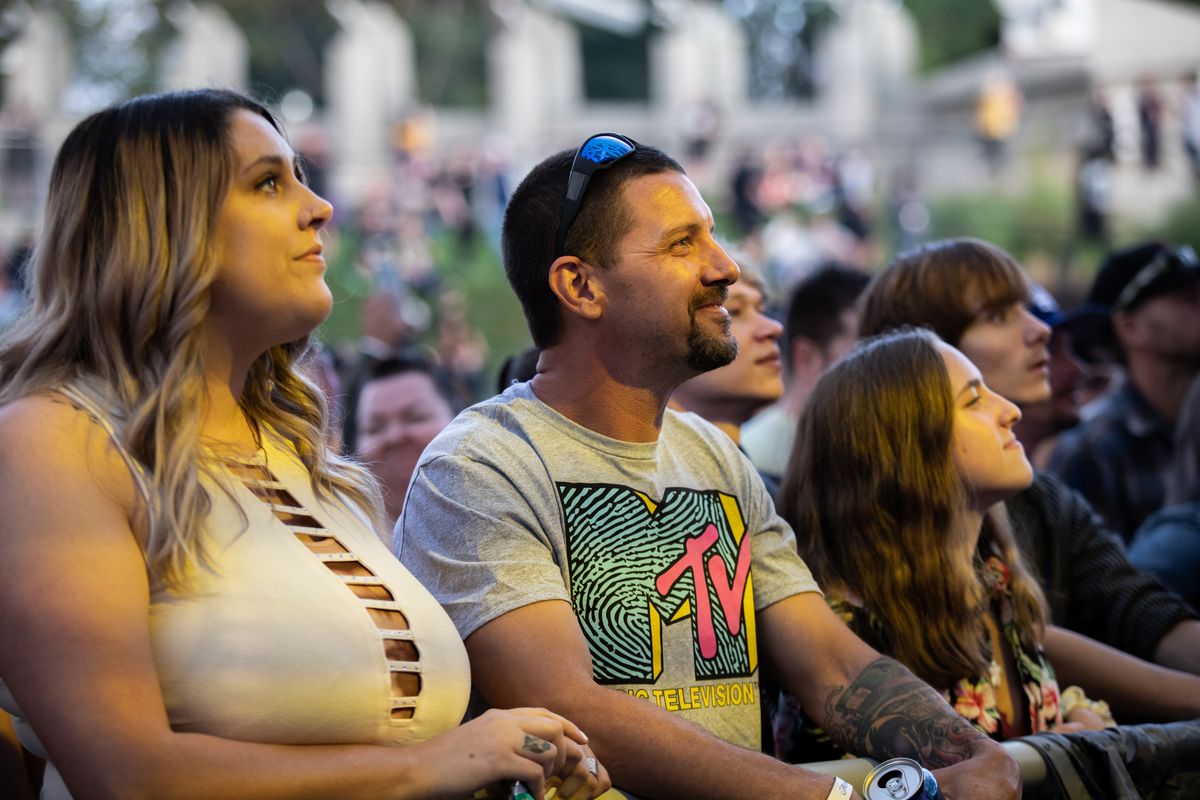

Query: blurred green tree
left=397, top=0, right=488, bottom=108
left=209, top=0, right=490, bottom=109
left=903, top=0, right=1001, bottom=72
left=186, top=0, right=338, bottom=104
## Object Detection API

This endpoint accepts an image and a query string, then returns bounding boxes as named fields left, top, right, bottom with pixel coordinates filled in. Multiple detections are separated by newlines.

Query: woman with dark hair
left=0, top=90, right=607, bottom=799
left=770, top=328, right=1112, bottom=761
left=856, top=237, right=1200, bottom=721
left=1129, top=374, right=1200, bottom=606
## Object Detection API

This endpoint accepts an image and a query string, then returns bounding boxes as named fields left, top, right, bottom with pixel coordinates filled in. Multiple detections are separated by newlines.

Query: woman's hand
left=546, top=740, right=610, bottom=800
left=415, top=707, right=610, bottom=799
left=1054, top=706, right=1108, bottom=732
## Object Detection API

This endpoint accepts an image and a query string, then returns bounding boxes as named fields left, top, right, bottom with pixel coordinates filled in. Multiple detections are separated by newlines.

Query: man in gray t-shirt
left=396, top=135, right=1019, bottom=800
left=401, top=381, right=817, bottom=751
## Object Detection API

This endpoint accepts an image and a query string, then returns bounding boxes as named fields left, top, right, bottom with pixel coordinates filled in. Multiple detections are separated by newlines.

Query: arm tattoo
left=523, top=734, right=552, bottom=754
left=821, top=657, right=984, bottom=768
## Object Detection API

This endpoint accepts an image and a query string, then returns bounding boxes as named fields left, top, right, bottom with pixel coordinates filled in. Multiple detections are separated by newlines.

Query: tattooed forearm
left=820, top=657, right=984, bottom=768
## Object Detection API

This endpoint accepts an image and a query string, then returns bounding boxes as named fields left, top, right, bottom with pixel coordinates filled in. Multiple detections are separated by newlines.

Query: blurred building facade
left=2, top=0, right=1199, bottom=253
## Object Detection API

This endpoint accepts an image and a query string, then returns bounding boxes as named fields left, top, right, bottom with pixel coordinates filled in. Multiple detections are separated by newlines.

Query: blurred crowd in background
left=2, top=0, right=1200, bottom=548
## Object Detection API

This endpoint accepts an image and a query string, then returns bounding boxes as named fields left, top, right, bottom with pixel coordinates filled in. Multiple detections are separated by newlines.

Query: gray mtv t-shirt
left=396, top=382, right=819, bottom=750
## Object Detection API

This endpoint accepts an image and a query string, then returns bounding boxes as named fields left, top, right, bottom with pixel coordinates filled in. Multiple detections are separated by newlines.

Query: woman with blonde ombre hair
left=0, top=89, right=607, bottom=800
left=769, top=328, right=1111, bottom=763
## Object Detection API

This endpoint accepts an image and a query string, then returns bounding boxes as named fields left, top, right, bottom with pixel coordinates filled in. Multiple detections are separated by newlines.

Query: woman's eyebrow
left=955, top=378, right=983, bottom=400
left=238, top=153, right=291, bottom=177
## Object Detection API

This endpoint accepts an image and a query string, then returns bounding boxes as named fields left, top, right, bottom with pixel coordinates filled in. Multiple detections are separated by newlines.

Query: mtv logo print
left=558, top=483, right=757, bottom=684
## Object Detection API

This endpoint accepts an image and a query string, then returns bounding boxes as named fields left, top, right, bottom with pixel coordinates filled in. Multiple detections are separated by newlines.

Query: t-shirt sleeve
left=739, top=453, right=822, bottom=609
left=395, top=452, right=571, bottom=640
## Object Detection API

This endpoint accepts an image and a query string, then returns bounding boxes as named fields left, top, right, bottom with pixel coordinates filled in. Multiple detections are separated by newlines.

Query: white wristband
left=827, top=776, right=854, bottom=800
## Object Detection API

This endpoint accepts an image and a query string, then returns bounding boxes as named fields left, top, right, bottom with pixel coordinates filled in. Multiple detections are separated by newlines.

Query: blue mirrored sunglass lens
left=579, top=136, right=634, bottom=165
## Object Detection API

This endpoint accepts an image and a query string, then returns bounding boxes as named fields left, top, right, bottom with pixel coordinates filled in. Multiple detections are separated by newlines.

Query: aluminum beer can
left=862, top=757, right=943, bottom=800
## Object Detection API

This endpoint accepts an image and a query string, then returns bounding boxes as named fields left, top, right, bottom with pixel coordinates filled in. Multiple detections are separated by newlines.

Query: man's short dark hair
left=783, top=263, right=871, bottom=368
left=501, top=142, right=684, bottom=349
left=361, top=352, right=458, bottom=410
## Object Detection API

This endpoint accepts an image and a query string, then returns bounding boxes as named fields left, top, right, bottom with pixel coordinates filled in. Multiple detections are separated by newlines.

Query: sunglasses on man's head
left=554, top=132, right=638, bottom=259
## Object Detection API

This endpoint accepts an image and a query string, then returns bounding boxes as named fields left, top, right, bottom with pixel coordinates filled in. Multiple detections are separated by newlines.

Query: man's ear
left=1111, top=310, right=1143, bottom=350
left=548, top=255, right=604, bottom=321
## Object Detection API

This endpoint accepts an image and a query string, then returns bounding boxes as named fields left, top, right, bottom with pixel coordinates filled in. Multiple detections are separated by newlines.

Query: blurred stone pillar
left=816, top=0, right=917, bottom=145
left=161, top=3, right=249, bottom=91
left=326, top=0, right=417, bottom=205
left=649, top=1, right=749, bottom=135
left=1, top=7, right=71, bottom=119
left=489, top=0, right=582, bottom=161
left=0, top=7, right=69, bottom=225
left=996, top=0, right=1095, bottom=59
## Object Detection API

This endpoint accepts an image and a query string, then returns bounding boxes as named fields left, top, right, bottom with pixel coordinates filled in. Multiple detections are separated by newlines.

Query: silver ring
left=586, top=756, right=598, bottom=776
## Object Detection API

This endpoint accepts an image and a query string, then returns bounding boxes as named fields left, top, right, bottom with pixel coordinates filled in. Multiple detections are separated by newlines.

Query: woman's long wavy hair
left=0, top=89, right=383, bottom=591
left=778, top=328, right=1047, bottom=689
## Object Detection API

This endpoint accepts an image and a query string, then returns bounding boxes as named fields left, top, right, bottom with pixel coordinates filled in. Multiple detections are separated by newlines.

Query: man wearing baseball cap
left=1049, top=241, right=1200, bottom=542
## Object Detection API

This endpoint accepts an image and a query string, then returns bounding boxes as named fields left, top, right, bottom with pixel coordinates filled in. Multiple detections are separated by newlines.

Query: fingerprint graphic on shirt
left=558, top=483, right=756, bottom=684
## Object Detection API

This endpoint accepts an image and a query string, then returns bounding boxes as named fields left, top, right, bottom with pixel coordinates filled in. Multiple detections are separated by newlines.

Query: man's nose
left=999, top=394, right=1022, bottom=425
left=706, top=241, right=741, bottom=286
left=760, top=313, right=784, bottom=341
left=1022, top=307, right=1052, bottom=343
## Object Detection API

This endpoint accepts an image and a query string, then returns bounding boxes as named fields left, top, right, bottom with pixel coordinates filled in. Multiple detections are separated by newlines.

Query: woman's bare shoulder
left=0, top=391, right=105, bottom=456
left=0, top=391, right=138, bottom=512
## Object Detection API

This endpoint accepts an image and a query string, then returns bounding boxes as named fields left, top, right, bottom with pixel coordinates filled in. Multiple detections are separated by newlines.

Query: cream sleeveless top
left=0, top=385, right=470, bottom=798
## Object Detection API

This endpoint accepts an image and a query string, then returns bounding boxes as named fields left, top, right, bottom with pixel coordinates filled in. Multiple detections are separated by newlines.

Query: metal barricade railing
left=578, top=741, right=1048, bottom=799
left=800, top=740, right=1048, bottom=791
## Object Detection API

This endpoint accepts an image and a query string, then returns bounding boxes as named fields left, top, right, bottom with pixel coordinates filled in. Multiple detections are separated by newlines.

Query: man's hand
left=759, top=595, right=1019, bottom=799
left=465, top=599, right=861, bottom=799
left=929, top=739, right=1020, bottom=800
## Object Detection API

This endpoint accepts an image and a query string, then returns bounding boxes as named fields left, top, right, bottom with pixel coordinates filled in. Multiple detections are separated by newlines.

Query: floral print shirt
left=767, top=555, right=1063, bottom=762
left=959, top=556, right=1063, bottom=737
